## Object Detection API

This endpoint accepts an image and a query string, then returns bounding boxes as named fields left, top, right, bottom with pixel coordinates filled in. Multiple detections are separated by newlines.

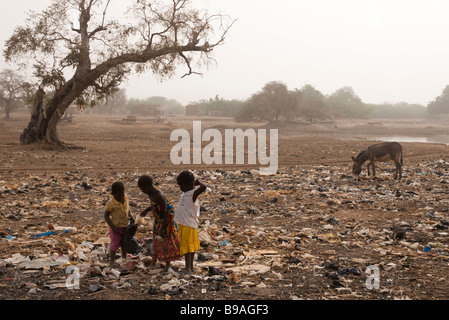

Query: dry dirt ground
left=1, top=111, right=449, bottom=304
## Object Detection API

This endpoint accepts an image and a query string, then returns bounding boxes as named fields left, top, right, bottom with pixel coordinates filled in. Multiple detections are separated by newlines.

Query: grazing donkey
left=352, top=142, right=403, bottom=180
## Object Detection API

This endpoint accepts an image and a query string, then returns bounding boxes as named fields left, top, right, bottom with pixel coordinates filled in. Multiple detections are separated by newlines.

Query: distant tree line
left=195, top=95, right=243, bottom=117
left=3, top=67, right=449, bottom=122
left=234, top=81, right=432, bottom=123
left=90, top=91, right=185, bottom=115
left=176, top=83, right=449, bottom=121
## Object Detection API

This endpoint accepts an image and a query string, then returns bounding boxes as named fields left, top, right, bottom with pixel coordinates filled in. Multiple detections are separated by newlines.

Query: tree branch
left=88, top=26, right=107, bottom=38
left=179, top=52, right=202, bottom=78
left=88, top=0, right=110, bottom=38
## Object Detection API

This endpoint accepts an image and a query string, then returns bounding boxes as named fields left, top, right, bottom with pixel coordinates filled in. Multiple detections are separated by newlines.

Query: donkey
left=352, top=142, right=403, bottom=180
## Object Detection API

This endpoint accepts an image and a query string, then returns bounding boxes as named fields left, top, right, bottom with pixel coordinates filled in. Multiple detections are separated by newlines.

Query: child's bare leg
left=150, top=256, right=157, bottom=269
left=188, top=252, right=195, bottom=273
left=121, top=245, right=127, bottom=260
left=109, top=250, right=117, bottom=265
left=184, top=253, right=194, bottom=273
left=163, top=262, right=170, bottom=273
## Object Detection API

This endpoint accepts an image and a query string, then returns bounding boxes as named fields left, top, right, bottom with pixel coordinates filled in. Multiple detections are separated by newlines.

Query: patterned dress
left=151, top=200, right=182, bottom=263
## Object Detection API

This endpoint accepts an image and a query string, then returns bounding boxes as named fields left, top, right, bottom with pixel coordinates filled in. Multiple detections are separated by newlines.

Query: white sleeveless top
left=174, top=189, right=200, bottom=229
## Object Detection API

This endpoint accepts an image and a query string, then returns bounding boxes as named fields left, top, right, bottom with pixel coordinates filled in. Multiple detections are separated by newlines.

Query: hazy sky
left=1, top=0, right=449, bottom=106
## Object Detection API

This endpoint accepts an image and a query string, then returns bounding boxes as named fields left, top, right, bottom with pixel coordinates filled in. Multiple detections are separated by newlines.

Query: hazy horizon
left=1, top=0, right=449, bottom=106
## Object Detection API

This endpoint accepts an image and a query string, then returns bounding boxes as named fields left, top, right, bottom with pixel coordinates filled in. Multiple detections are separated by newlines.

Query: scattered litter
left=2, top=158, right=449, bottom=299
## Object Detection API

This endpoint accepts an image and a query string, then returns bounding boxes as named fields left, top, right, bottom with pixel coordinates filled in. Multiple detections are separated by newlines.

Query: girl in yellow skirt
left=175, top=171, right=206, bottom=274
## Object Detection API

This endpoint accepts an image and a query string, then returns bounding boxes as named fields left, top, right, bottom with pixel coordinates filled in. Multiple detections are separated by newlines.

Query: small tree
left=428, top=85, right=449, bottom=115
left=295, top=84, right=325, bottom=122
left=94, top=88, right=127, bottom=114
left=241, top=81, right=296, bottom=122
left=4, top=0, right=234, bottom=146
left=325, top=86, right=368, bottom=118
left=0, top=69, right=27, bottom=120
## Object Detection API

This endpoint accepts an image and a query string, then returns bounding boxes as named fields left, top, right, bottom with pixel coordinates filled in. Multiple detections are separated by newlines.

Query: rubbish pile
left=1, top=158, right=449, bottom=300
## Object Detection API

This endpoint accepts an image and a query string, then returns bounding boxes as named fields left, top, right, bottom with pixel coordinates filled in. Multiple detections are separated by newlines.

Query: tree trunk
left=20, top=88, right=45, bottom=145
left=20, top=86, right=72, bottom=147
left=4, top=105, right=10, bottom=120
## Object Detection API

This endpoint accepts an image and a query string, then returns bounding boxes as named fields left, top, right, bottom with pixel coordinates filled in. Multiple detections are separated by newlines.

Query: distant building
left=131, top=104, right=163, bottom=116
left=210, top=111, right=222, bottom=117
left=185, top=104, right=201, bottom=117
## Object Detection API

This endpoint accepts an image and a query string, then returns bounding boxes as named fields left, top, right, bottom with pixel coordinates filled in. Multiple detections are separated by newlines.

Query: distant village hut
left=131, top=104, right=163, bottom=117
left=185, top=104, right=201, bottom=117
left=210, top=111, right=222, bottom=117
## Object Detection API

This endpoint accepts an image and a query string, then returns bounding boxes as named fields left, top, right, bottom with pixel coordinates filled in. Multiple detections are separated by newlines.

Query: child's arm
left=125, top=198, right=133, bottom=220
left=128, top=209, right=134, bottom=222
left=159, top=209, right=169, bottom=236
left=155, top=193, right=169, bottom=236
left=104, top=210, right=119, bottom=234
left=139, top=207, right=152, bottom=217
left=192, top=179, right=206, bottom=203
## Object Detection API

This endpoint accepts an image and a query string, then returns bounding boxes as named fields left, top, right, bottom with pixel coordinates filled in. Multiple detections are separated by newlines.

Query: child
left=104, top=181, right=130, bottom=266
left=137, top=175, right=181, bottom=272
left=174, top=171, right=206, bottom=274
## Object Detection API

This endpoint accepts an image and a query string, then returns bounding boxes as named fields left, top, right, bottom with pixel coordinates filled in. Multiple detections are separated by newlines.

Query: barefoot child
left=104, top=181, right=130, bottom=266
left=137, top=175, right=181, bottom=272
left=174, top=171, right=206, bottom=274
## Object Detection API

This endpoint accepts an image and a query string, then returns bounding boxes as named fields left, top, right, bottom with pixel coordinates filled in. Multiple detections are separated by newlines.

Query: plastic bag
left=122, top=216, right=139, bottom=254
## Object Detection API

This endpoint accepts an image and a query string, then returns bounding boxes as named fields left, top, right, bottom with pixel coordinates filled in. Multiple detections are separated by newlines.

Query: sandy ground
left=1, top=111, right=449, bottom=302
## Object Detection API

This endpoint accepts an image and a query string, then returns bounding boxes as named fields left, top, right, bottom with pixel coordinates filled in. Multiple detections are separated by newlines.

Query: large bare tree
left=4, top=0, right=234, bottom=146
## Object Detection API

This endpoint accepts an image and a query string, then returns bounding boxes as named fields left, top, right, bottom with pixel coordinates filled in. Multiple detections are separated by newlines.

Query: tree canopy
left=4, top=0, right=234, bottom=145
left=236, top=81, right=296, bottom=122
